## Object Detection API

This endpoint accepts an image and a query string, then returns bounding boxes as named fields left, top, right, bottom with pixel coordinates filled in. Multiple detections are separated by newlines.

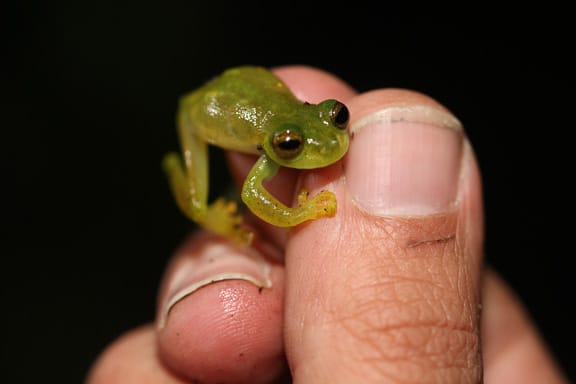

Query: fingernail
left=345, top=105, right=464, bottom=215
left=157, top=242, right=272, bottom=329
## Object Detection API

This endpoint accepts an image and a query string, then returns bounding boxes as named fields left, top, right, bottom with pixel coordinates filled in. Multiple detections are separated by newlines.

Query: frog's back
left=180, top=66, right=298, bottom=153
left=210, top=66, right=293, bottom=101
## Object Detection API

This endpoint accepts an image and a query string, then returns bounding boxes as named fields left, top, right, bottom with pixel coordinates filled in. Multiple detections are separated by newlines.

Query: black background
left=2, top=3, right=573, bottom=383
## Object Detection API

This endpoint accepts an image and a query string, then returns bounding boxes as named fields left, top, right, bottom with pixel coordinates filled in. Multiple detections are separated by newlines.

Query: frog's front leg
left=241, top=155, right=337, bottom=227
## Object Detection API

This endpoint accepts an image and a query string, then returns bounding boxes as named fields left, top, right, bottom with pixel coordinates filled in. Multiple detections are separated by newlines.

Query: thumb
left=284, top=89, right=484, bottom=383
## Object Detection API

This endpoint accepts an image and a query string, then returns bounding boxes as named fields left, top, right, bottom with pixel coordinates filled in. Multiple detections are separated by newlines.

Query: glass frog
left=163, top=66, right=350, bottom=244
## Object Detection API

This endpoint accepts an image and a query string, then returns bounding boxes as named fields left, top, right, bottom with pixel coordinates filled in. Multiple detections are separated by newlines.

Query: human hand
left=87, top=66, right=567, bottom=383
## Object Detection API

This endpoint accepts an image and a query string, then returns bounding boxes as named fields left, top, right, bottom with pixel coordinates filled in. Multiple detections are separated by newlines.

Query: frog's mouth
left=331, top=131, right=350, bottom=160
left=297, top=135, right=350, bottom=169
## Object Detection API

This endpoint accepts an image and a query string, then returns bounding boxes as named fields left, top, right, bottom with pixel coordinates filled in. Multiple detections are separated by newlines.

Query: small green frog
left=163, top=66, right=350, bottom=244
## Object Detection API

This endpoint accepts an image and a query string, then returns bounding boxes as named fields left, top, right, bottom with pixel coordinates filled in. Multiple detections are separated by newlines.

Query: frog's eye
left=330, top=102, right=349, bottom=130
left=272, top=130, right=304, bottom=159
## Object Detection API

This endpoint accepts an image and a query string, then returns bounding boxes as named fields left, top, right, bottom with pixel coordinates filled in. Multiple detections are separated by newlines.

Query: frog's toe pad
left=298, top=189, right=337, bottom=218
left=205, top=198, right=253, bottom=245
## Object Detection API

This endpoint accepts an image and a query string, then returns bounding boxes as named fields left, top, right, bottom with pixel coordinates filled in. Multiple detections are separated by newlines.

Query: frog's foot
left=202, top=198, right=254, bottom=245
left=297, top=189, right=337, bottom=220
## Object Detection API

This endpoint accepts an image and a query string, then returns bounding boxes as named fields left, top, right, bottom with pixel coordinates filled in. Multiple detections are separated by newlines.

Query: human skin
left=87, top=66, right=567, bottom=383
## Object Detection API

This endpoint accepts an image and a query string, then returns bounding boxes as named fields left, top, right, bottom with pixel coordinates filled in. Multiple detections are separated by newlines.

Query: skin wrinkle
left=406, top=234, right=455, bottom=248
left=320, top=209, right=478, bottom=382
left=332, top=269, right=478, bottom=378
left=352, top=214, right=458, bottom=259
left=364, top=324, right=478, bottom=364
left=339, top=319, right=478, bottom=383
left=450, top=208, right=482, bottom=342
left=373, top=326, right=477, bottom=382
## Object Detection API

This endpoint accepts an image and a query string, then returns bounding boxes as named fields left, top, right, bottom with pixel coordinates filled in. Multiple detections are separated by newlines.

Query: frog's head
left=264, top=99, right=350, bottom=169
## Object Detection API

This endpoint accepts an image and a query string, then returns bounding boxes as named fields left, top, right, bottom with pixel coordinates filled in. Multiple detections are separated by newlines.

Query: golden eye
left=272, top=130, right=304, bottom=159
left=330, top=102, right=349, bottom=130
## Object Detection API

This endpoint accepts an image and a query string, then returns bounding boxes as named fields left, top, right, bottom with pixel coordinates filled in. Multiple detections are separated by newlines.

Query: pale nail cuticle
left=350, top=104, right=463, bottom=135
left=157, top=243, right=272, bottom=330
left=158, top=272, right=271, bottom=330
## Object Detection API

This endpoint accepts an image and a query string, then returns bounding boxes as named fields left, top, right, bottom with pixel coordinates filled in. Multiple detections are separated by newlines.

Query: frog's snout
left=323, top=131, right=349, bottom=160
left=340, top=130, right=351, bottom=149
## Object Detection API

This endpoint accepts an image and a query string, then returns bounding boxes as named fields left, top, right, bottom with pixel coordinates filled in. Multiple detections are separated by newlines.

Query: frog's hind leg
left=163, top=116, right=252, bottom=244
left=162, top=149, right=207, bottom=223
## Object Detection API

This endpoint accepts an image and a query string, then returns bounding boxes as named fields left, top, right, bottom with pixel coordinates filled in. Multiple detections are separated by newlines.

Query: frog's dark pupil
left=279, top=139, right=301, bottom=151
left=333, top=103, right=349, bottom=129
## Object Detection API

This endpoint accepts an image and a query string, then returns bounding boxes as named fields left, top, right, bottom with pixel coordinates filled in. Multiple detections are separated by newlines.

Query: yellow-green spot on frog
left=162, top=66, right=350, bottom=245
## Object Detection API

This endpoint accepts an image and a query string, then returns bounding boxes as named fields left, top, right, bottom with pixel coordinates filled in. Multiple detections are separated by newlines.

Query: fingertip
left=156, top=233, right=287, bottom=383
left=157, top=278, right=286, bottom=384
left=86, top=326, right=183, bottom=384
left=482, top=270, right=568, bottom=383
left=272, top=65, right=357, bottom=103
